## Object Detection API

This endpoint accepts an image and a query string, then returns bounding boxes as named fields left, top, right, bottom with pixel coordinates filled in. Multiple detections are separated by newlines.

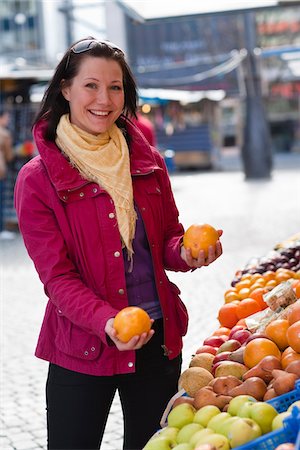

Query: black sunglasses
left=65, top=39, right=124, bottom=70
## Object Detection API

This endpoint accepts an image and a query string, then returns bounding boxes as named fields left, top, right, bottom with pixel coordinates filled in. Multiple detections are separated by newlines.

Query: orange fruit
left=236, top=318, right=247, bottom=327
left=287, top=301, right=300, bottom=325
left=113, top=306, right=151, bottom=343
left=263, top=271, right=276, bottom=282
left=249, top=288, right=269, bottom=310
left=238, top=288, right=251, bottom=300
left=217, top=303, right=239, bottom=329
left=224, top=290, right=240, bottom=303
left=287, top=320, right=300, bottom=353
left=236, top=298, right=261, bottom=319
left=265, top=280, right=277, bottom=288
left=244, top=338, right=281, bottom=368
left=235, top=279, right=251, bottom=290
left=183, top=223, right=219, bottom=258
left=265, top=319, right=290, bottom=350
left=281, top=348, right=300, bottom=369
left=213, top=326, right=231, bottom=336
left=275, top=271, right=293, bottom=283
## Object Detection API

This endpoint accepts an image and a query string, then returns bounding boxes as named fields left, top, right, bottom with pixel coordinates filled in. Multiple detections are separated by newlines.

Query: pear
left=214, top=361, right=248, bottom=379
left=167, top=403, right=196, bottom=429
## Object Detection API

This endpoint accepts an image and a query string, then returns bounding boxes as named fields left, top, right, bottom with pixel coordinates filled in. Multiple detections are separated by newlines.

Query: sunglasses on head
left=65, top=39, right=124, bottom=70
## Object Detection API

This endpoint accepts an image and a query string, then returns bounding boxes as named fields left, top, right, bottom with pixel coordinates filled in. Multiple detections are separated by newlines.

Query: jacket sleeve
left=14, top=159, right=119, bottom=345
left=154, top=151, right=191, bottom=272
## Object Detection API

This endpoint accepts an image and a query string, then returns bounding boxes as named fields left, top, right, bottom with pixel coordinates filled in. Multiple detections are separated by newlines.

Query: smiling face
left=61, top=56, right=125, bottom=135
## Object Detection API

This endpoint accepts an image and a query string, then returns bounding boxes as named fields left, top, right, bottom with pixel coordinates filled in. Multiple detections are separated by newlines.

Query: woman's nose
left=96, top=88, right=111, bottom=104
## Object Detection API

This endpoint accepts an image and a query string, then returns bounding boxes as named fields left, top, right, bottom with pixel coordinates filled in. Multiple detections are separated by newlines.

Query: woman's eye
left=86, top=83, right=97, bottom=89
left=111, top=85, right=122, bottom=91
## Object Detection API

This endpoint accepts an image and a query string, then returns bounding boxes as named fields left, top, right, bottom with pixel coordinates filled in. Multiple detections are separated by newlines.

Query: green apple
left=167, top=403, right=196, bottom=429
left=194, top=432, right=230, bottom=450
left=189, top=428, right=214, bottom=447
left=272, top=411, right=291, bottom=430
left=143, top=436, right=173, bottom=450
left=227, top=395, right=257, bottom=416
left=176, top=423, right=203, bottom=444
left=172, top=444, right=193, bottom=450
left=237, top=401, right=255, bottom=418
left=228, top=418, right=262, bottom=447
left=207, top=412, right=231, bottom=433
left=288, top=400, right=300, bottom=412
left=156, top=426, right=179, bottom=445
left=249, top=401, right=278, bottom=434
left=193, top=405, right=221, bottom=427
left=217, top=416, right=241, bottom=438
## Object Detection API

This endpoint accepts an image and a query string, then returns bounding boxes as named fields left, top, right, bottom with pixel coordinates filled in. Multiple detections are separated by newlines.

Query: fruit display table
left=143, top=234, right=300, bottom=450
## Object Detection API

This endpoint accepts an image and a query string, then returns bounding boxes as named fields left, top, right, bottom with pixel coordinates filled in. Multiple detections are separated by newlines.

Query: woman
left=14, top=37, right=222, bottom=450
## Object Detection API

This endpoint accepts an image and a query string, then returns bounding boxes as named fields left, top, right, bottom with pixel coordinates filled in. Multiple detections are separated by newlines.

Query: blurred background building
left=0, top=1, right=299, bottom=222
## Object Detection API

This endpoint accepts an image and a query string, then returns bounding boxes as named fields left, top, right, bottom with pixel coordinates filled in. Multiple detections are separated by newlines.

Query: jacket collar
left=33, top=116, right=160, bottom=192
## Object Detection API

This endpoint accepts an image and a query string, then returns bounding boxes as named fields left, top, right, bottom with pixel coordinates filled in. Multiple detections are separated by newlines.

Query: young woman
left=14, top=37, right=222, bottom=450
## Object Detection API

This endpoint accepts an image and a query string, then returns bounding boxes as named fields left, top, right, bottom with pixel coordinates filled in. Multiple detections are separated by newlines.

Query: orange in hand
left=113, top=306, right=151, bottom=343
left=183, top=223, right=219, bottom=258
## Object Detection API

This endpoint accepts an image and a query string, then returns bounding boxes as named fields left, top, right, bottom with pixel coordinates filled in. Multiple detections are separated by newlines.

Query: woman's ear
left=60, top=80, right=70, bottom=101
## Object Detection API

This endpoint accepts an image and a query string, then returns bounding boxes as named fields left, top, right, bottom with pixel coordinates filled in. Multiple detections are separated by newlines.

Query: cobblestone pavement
left=1, top=153, right=300, bottom=449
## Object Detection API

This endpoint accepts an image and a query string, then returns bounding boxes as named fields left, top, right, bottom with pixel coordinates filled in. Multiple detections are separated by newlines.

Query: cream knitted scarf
left=56, top=114, right=136, bottom=260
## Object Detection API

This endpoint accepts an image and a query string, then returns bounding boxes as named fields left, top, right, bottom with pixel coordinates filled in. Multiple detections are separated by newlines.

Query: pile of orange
left=224, top=268, right=299, bottom=304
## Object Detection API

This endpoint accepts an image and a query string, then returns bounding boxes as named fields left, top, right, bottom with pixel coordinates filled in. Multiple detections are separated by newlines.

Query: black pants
left=46, top=319, right=182, bottom=450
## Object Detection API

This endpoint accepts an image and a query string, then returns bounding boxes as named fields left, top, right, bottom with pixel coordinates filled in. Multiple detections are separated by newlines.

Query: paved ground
left=1, top=151, right=300, bottom=449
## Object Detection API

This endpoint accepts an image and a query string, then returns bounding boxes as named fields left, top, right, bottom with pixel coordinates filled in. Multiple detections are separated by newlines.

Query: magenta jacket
left=14, top=117, right=191, bottom=376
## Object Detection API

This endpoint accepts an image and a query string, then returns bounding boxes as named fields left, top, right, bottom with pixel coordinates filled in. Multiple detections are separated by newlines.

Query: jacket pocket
left=55, top=312, right=102, bottom=360
left=170, top=282, right=188, bottom=336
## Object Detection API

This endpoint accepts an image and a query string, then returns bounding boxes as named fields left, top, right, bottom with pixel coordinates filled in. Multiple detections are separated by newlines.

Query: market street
left=1, top=153, right=300, bottom=450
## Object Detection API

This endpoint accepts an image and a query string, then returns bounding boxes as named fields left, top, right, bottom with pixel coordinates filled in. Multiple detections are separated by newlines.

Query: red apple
left=230, top=329, right=252, bottom=345
left=211, top=361, right=224, bottom=376
left=195, top=345, right=218, bottom=355
left=229, top=325, right=246, bottom=339
left=203, top=335, right=228, bottom=348
left=245, top=332, right=271, bottom=344
left=213, top=351, right=231, bottom=365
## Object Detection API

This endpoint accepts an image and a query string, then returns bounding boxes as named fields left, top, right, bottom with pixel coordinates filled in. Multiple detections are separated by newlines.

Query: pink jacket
left=14, top=117, right=191, bottom=376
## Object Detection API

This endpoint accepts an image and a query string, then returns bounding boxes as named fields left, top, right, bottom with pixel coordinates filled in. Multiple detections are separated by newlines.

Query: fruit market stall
left=143, top=232, right=300, bottom=450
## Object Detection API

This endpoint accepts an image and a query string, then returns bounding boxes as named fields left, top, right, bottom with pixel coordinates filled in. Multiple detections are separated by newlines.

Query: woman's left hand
left=105, top=318, right=155, bottom=351
left=181, top=230, right=223, bottom=269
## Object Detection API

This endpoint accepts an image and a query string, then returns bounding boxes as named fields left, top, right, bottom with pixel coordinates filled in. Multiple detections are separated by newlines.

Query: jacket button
left=114, top=251, right=120, bottom=257
left=93, top=188, right=98, bottom=193
left=84, top=350, right=89, bottom=356
left=156, top=187, right=161, bottom=193
left=79, top=192, right=84, bottom=198
left=91, top=347, right=95, bottom=352
left=118, top=288, right=124, bottom=295
left=136, top=170, right=141, bottom=173
left=62, top=195, right=68, bottom=201
left=109, top=212, right=115, bottom=219
left=128, top=362, right=134, bottom=368
left=141, top=207, right=146, bottom=211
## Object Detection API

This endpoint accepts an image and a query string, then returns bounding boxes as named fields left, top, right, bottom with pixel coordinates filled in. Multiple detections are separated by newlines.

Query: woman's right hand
left=105, top=318, right=155, bottom=351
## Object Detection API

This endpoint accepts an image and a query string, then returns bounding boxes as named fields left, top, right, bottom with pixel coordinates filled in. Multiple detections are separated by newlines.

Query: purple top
left=123, top=207, right=162, bottom=320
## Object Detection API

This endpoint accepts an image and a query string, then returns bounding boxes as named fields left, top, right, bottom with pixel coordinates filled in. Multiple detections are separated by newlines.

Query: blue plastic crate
left=267, top=379, right=300, bottom=413
left=233, top=405, right=300, bottom=450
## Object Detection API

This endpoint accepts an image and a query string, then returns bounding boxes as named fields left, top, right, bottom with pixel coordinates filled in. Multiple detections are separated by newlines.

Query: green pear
left=168, top=403, right=196, bottom=429
left=206, top=412, right=231, bottom=433
left=217, top=416, right=241, bottom=438
left=272, top=411, right=290, bottom=431
left=228, top=418, right=261, bottom=447
left=237, top=401, right=255, bottom=418
left=194, top=432, right=230, bottom=450
left=249, top=401, right=278, bottom=434
left=189, top=428, right=214, bottom=447
left=172, top=444, right=193, bottom=450
left=288, top=400, right=300, bottom=412
left=193, top=405, right=221, bottom=427
left=176, top=423, right=203, bottom=444
left=143, top=436, right=173, bottom=450
left=227, top=395, right=257, bottom=416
